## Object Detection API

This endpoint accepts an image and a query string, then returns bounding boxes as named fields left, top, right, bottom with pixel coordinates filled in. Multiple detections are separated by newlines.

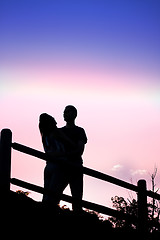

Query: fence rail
left=12, top=142, right=138, bottom=192
left=12, top=141, right=160, bottom=200
left=10, top=177, right=132, bottom=220
left=1, top=128, right=160, bottom=237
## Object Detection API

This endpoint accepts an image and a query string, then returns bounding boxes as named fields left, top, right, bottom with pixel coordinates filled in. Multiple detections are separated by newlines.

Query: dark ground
left=0, top=191, right=159, bottom=240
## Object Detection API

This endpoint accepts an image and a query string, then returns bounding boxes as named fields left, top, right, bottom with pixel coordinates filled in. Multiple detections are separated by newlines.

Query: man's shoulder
left=75, top=126, right=87, bottom=143
left=60, top=125, right=85, bottom=131
left=75, top=125, right=85, bottom=131
left=60, top=125, right=87, bottom=143
left=73, top=126, right=87, bottom=136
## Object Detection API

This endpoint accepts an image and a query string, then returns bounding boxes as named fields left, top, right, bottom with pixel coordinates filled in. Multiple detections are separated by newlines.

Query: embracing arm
left=55, top=129, right=76, bottom=148
left=66, top=140, right=85, bottom=158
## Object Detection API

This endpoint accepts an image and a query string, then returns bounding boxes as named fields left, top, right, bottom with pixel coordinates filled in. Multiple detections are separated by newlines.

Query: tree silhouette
left=108, top=196, right=137, bottom=229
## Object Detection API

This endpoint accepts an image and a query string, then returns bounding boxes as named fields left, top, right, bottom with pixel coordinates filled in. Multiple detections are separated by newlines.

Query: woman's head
left=39, top=113, right=57, bottom=136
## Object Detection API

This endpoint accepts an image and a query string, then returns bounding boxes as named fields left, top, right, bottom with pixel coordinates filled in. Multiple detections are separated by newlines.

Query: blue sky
left=1, top=0, right=160, bottom=77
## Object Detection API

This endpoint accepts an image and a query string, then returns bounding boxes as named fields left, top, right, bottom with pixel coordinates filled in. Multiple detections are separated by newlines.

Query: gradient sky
left=1, top=0, right=160, bottom=211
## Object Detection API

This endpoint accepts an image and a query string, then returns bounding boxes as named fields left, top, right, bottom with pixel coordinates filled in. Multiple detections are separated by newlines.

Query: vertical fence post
left=0, top=129, right=12, bottom=195
left=137, top=179, right=148, bottom=238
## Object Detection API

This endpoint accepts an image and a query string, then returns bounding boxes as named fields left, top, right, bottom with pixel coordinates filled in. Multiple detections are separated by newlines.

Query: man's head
left=63, top=105, right=77, bottom=123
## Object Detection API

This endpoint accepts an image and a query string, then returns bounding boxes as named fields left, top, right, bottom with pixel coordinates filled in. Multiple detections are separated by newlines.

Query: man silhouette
left=61, top=105, right=87, bottom=212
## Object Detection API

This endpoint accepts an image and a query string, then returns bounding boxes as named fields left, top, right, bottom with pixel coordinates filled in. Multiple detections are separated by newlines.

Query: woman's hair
left=39, top=113, right=57, bottom=137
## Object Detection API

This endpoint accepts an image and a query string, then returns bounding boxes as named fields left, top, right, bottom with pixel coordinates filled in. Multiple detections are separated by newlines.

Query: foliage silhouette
left=109, top=195, right=160, bottom=236
left=109, top=196, right=137, bottom=229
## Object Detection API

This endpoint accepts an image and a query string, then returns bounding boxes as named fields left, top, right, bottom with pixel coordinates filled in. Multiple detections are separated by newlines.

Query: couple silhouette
left=39, top=105, right=87, bottom=212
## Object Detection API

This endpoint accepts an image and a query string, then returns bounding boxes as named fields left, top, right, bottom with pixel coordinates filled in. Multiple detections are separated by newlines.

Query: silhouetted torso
left=61, top=126, right=87, bottom=164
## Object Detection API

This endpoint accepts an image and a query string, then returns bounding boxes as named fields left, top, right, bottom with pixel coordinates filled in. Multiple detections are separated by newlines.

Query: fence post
left=0, top=129, right=12, bottom=195
left=137, top=179, right=148, bottom=238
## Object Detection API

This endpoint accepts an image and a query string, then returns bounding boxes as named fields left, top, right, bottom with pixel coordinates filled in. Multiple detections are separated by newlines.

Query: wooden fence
left=1, top=128, right=160, bottom=236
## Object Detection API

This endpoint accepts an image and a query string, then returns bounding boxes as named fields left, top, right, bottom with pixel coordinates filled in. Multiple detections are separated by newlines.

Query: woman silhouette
left=39, top=113, right=67, bottom=205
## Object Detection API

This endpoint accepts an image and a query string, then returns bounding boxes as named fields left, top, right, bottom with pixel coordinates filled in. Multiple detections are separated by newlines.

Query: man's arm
left=57, top=129, right=76, bottom=148
left=66, top=140, right=85, bottom=158
left=77, top=140, right=85, bottom=156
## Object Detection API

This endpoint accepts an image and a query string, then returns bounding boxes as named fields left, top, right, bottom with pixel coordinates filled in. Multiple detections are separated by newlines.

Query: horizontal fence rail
left=12, top=142, right=138, bottom=192
left=11, top=142, right=160, bottom=200
left=10, top=177, right=134, bottom=220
